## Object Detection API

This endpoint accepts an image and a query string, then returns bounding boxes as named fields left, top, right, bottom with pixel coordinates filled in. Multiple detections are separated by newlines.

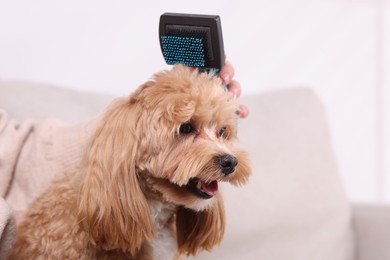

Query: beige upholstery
left=197, top=89, right=354, bottom=260
left=1, top=82, right=390, bottom=260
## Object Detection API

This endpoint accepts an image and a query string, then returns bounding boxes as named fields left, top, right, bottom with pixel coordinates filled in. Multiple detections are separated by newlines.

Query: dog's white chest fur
left=149, top=200, right=177, bottom=260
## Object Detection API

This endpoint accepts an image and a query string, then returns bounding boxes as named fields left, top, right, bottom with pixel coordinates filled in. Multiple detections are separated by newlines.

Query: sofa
left=1, top=81, right=390, bottom=260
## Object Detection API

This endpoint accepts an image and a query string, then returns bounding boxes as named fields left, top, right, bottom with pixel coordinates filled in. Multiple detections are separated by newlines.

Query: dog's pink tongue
left=200, top=180, right=218, bottom=196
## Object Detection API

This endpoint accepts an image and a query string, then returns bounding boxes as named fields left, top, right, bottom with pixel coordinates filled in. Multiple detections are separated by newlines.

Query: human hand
left=218, top=60, right=249, bottom=118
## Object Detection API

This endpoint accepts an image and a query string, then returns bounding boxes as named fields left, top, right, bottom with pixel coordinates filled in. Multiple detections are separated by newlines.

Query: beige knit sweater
left=0, top=109, right=97, bottom=258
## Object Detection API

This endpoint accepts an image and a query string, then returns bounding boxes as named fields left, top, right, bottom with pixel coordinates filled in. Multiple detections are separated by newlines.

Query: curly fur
left=9, top=65, right=251, bottom=259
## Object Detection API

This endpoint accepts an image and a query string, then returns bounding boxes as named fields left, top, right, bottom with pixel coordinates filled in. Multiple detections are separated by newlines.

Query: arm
left=0, top=197, right=16, bottom=259
left=1, top=107, right=99, bottom=214
left=0, top=109, right=33, bottom=197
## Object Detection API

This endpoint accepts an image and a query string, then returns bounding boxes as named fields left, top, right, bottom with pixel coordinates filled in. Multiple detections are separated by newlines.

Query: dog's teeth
left=197, top=181, right=202, bottom=190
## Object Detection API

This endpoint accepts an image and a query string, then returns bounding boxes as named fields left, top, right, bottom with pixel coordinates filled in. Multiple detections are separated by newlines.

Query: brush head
left=159, top=13, right=225, bottom=72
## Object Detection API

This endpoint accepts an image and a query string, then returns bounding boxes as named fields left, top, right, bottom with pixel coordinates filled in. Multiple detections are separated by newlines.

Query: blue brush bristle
left=159, top=13, right=225, bottom=71
left=160, top=35, right=206, bottom=67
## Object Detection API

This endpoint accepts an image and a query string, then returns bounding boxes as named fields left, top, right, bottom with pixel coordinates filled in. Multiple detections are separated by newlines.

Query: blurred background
left=0, top=0, right=388, bottom=203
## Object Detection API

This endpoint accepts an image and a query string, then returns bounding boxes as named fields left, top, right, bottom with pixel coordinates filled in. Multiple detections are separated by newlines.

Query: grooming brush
left=159, top=12, right=225, bottom=73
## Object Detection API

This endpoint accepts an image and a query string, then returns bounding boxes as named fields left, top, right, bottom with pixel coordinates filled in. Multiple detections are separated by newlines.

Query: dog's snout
left=217, top=154, right=238, bottom=175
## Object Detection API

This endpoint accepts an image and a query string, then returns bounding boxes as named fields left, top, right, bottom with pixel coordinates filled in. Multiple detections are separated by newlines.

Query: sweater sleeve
left=0, top=109, right=33, bottom=198
left=0, top=109, right=32, bottom=258
left=0, top=109, right=99, bottom=257
left=1, top=108, right=98, bottom=210
left=0, top=197, right=16, bottom=259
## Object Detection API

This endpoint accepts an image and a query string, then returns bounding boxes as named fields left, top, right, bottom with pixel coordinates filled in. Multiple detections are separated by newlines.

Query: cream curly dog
left=10, top=65, right=251, bottom=259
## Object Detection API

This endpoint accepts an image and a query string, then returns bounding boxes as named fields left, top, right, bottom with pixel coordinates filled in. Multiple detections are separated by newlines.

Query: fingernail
left=221, top=73, right=230, bottom=84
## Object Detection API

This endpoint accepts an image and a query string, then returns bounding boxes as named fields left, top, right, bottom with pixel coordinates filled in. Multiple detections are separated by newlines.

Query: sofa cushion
left=0, top=81, right=114, bottom=123
left=0, top=82, right=355, bottom=259
left=195, top=88, right=355, bottom=260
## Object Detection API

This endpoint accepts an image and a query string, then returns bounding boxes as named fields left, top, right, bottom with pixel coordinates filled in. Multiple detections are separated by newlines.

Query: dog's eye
left=218, top=127, right=227, bottom=138
left=179, top=123, right=195, bottom=135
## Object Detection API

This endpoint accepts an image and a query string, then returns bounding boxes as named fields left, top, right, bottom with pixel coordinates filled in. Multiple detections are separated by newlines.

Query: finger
left=219, top=60, right=235, bottom=85
left=188, top=66, right=197, bottom=72
left=237, top=105, right=249, bottom=118
left=226, top=80, right=242, bottom=99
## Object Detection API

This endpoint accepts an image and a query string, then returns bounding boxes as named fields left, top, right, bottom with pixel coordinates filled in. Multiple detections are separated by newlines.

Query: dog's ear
left=77, top=98, right=155, bottom=255
left=176, top=194, right=226, bottom=255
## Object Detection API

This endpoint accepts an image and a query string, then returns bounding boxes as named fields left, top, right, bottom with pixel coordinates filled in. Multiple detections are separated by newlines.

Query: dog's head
left=77, top=65, right=251, bottom=256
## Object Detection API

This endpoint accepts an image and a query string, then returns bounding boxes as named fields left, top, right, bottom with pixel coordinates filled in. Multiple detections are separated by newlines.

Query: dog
left=9, top=65, right=251, bottom=259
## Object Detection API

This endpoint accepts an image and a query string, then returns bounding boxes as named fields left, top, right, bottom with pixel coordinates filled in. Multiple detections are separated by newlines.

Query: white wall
left=0, top=0, right=388, bottom=202
left=384, top=3, right=390, bottom=202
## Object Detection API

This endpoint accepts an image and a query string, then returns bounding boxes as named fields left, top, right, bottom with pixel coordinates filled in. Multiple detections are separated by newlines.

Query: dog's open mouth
left=186, top=178, right=218, bottom=199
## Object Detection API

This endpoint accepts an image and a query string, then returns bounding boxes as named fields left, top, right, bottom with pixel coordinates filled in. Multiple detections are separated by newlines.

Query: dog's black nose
left=217, top=154, right=238, bottom=175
